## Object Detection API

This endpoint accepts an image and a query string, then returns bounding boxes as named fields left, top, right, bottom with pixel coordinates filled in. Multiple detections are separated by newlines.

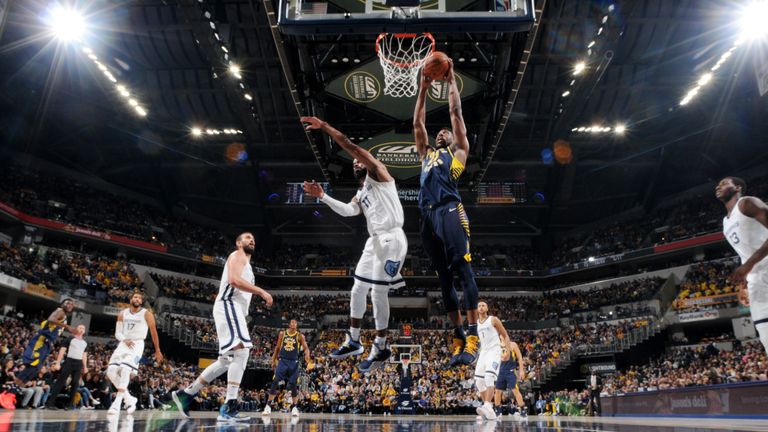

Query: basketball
left=422, top=51, right=452, bottom=81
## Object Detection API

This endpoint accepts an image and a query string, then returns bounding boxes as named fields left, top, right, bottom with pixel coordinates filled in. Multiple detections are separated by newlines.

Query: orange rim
left=376, top=32, right=435, bottom=68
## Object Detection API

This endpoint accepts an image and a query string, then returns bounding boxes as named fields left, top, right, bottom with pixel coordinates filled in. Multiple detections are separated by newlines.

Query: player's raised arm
left=301, top=117, right=392, bottom=182
left=47, top=308, right=77, bottom=335
left=145, top=310, right=164, bottom=363
left=303, top=180, right=362, bottom=217
left=445, top=64, right=470, bottom=165
left=413, top=74, right=431, bottom=160
left=227, top=253, right=273, bottom=307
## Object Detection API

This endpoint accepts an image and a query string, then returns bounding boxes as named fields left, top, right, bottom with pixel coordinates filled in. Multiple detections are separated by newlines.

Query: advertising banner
left=678, top=310, right=720, bottom=322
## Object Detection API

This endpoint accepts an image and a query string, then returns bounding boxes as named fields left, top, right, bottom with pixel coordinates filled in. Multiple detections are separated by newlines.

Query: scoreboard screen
left=285, top=182, right=331, bottom=204
left=477, top=182, right=526, bottom=204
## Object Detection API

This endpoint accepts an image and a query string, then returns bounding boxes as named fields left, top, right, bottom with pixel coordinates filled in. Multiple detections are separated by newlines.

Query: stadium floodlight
left=49, top=6, right=86, bottom=42
left=698, top=73, right=713, bottom=86
left=191, top=127, right=202, bottom=137
left=739, top=1, right=768, bottom=40
left=244, top=93, right=253, bottom=101
left=561, top=90, right=570, bottom=97
left=229, top=64, right=242, bottom=79
left=614, top=124, right=626, bottom=134
left=135, top=106, right=147, bottom=117
left=573, top=61, right=586, bottom=75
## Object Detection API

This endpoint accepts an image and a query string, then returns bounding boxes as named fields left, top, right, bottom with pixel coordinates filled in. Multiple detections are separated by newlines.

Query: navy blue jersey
left=279, top=330, right=300, bottom=361
left=419, top=148, right=465, bottom=209
left=500, top=347, right=518, bottom=373
left=38, top=317, right=65, bottom=342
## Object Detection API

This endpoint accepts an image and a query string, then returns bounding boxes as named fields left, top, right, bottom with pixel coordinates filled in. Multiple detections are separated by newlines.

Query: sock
left=226, top=384, right=239, bottom=401
left=374, top=336, right=387, bottom=350
left=184, top=379, right=204, bottom=396
left=349, top=327, right=360, bottom=342
left=467, top=323, right=478, bottom=337
left=454, top=326, right=466, bottom=341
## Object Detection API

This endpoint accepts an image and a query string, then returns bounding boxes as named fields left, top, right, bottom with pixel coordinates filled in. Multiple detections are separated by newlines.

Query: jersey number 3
left=730, top=232, right=740, bottom=244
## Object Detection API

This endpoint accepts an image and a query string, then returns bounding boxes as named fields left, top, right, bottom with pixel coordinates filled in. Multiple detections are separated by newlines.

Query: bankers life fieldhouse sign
left=338, top=131, right=423, bottom=180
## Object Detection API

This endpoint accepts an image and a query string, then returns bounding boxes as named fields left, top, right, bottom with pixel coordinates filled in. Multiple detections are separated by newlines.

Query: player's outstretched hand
left=420, top=72, right=432, bottom=89
left=300, top=116, right=324, bottom=131
left=303, top=180, right=325, bottom=199
left=51, top=362, right=61, bottom=372
left=155, top=351, right=164, bottom=364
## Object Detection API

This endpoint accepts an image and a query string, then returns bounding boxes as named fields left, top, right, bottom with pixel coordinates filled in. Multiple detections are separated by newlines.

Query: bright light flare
left=49, top=6, right=86, bottom=42
left=739, top=1, right=768, bottom=40
left=573, top=61, right=586, bottom=75
left=191, top=127, right=203, bottom=137
left=614, top=124, right=626, bottom=134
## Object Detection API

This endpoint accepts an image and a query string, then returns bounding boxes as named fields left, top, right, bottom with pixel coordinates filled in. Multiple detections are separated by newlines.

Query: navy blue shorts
left=272, top=359, right=299, bottom=389
left=18, top=334, right=53, bottom=383
left=495, top=370, right=518, bottom=391
left=420, top=201, right=472, bottom=269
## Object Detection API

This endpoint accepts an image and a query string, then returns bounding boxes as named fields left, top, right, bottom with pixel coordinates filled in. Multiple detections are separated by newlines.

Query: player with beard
left=173, top=232, right=273, bottom=422
left=413, top=61, right=480, bottom=366
left=15, top=299, right=80, bottom=386
left=106, top=291, right=163, bottom=415
left=301, top=116, right=407, bottom=372
left=716, top=177, right=768, bottom=354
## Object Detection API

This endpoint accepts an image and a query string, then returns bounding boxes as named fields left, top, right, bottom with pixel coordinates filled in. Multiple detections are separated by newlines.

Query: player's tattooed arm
left=445, top=63, right=469, bottom=166
left=732, top=197, right=768, bottom=283
left=413, top=74, right=431, bottom=160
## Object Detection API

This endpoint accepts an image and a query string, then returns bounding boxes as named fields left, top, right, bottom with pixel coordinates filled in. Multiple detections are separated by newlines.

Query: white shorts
left=214, top=299, right=253, bottom=354
left=474, top=346, right=502, bottom=381
left=748, top=270, right=768, bottom=323
left=353, top=227, right=407, bottom=289
left=109, top=340, right=145, bottom=373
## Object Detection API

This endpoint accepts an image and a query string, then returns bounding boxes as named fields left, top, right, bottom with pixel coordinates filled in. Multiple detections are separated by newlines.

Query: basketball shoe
left=330, top=332, right=364, bottom=359
left=358, top=345, right=391, bottom=372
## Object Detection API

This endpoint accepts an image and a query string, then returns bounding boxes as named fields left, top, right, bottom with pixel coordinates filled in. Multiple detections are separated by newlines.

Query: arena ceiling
left=0, top=0, right=766, bottom=237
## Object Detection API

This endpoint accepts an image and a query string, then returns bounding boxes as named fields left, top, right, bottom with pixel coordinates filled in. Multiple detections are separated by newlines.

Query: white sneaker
left=476, top=415, right=483, bottom=421
left=261, top=405, right=271, bottom=416
left=476, top=403, right=496, bottom=420
left=107, top=404, right=120, bottom=416
left=291, top=407, right=300, bottom=417
left=124, top=394, right=138, bottom=415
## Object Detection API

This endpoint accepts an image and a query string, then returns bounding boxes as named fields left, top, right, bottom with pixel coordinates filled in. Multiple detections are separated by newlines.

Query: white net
left=376, top=33, right=435, bottom=98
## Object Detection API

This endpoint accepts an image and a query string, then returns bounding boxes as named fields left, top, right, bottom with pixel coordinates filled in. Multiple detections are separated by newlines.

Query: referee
left=46, top=324, right=88, bottom=410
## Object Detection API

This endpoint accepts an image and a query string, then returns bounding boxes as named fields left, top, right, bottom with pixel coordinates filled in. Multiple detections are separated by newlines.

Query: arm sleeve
left=320, top=194, right=361, bottom=217
left=115, top=320, right=125, bottom=342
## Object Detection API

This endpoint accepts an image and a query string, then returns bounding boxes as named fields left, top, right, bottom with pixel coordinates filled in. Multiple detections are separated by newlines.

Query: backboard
left=278, top=0, right=534, bottom=34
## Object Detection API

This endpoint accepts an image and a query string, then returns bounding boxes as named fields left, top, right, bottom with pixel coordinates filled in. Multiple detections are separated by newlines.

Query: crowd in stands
left=153, top=274, right=217, bottom=303
left=0, top=243, right=142, bottom=306
left=674, top=259, right=739, bottom=310
left=604, top=340, right=767, bottom=394
left=534, top=389, right=591, bottom=416
left=0, top=165, right=231, bottom=259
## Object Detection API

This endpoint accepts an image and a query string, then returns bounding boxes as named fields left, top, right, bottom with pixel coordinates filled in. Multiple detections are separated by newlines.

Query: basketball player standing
left=106, top=291, right=163, bottom=415
left=261, top=319, right=312, bottom=417
left=172, top=232, right=273, bottom=422
left=302, top=116, right=407, bottom=372
left=414, top=61, right=481, bottom=365
left=717, top=177, right=768, bottom=353
left=473, top=301, right=511, bottom=421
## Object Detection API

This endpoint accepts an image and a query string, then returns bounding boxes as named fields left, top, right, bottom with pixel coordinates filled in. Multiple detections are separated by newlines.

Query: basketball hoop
left=401, top=357, right=410, bottom=376
left=376, top=32, right=435, bottom=98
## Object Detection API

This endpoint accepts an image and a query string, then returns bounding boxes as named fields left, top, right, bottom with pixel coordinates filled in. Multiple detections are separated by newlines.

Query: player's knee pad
left=370, top=285, right=390, bottom=330
left=227, top=349, right=248, bottom=383
left=475, top=377, right=487, bottom=393
left=232, top=348, right=249, bottom=365
left=485, top=374, right=497, bottom=389
left=454, top=261, right=478, bottom=310
left=350, top=280, right=370, bottom=319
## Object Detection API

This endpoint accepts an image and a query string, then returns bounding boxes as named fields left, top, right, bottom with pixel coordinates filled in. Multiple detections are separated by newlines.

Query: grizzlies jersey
left=478, top=315, right=500, bottom=353
left=279, top=330, right=300, bottom=361
left=419, top=147, right=465, bottom=209
left=724, top=197, right=768, bottom=277
left=217, top=253, right=255, bottom=310
left=121, top=308, right=149, bottom=341
left=355, top=175, right=404, bottom=237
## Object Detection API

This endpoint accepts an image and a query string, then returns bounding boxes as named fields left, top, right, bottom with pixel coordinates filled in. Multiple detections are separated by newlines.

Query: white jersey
left=121, top=308, right=149, bottom=341
left=216, top=253, right=255, bottom=309
left=723, top=197, right=768, bottom=277
left=478, top=315, right=501, bottom=353
left=355, top=175, right=404, bottom=237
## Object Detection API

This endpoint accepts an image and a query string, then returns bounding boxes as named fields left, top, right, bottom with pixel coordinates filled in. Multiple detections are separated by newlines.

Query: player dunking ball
left=173, top=232, right=274, bottom=423
left=414, top=61, right=480, bottom=366
left=107, top=291, right=163, bottom=415
left=717, top=177, right=768, bottom=354
left=15, top=299, right=80, bottom=386
left=302, top=116, right=407, bottom=372
left=261, top=319, right=313, bottom=417
left=474, top=301, right=511, bottom=421
left=494, top=338, right=527, bottom=419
